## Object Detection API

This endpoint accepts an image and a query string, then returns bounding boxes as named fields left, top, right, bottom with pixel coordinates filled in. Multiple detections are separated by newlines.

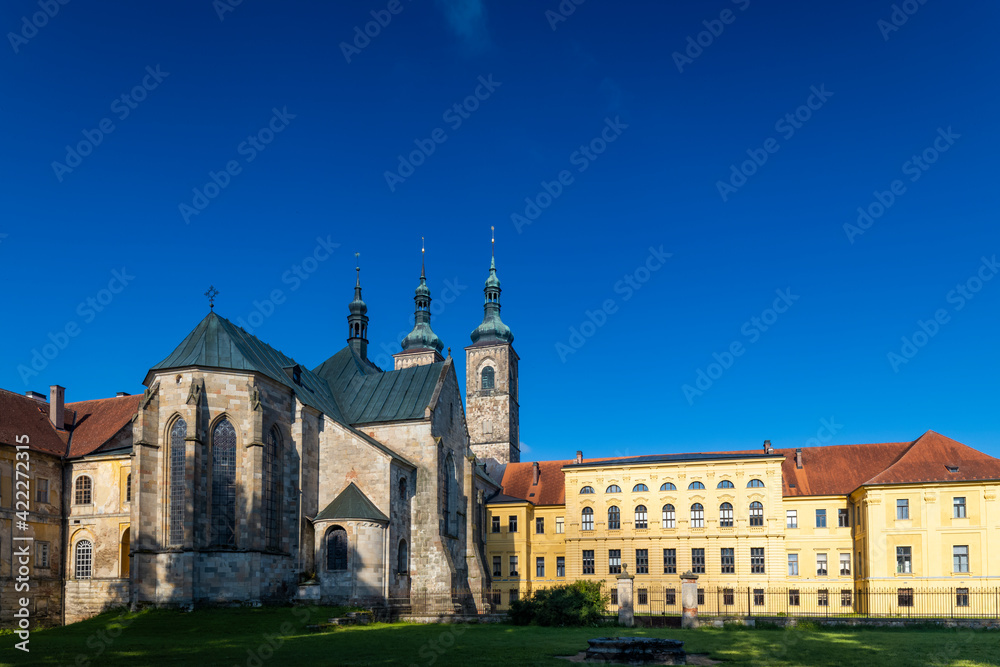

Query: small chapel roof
left=314, top=482, right=388, bottom=523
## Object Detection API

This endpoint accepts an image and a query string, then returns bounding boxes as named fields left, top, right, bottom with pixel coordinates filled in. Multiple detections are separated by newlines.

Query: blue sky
left=2, top=0, right=998, bottom=461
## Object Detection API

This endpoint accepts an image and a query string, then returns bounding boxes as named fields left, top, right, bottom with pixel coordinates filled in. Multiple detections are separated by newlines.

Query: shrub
left=508, top=581, right=608, bottom=626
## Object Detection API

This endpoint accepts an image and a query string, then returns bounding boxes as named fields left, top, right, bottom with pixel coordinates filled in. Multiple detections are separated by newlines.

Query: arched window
left=211, top=418, right=237, bottom=546
left=635, top=505, right=648, bottom=529
left=125, top=473, right=132, bottom=503
left=399, top=477, right=407, bottom=500
left=169, top=418, right=187, bottom=546
left=580, top=486, right=595, bottom=494
left=749, top=501, right=764, bottom=526
left=717, top=480, right=734, bottom=489
left=443, top=454, right=456, bottom=536
left=747, top=479, right=765, bottom=488
left=720, top=502, right=734, bottom=527
left=662, top=504, right=676, bottom=528
left=75, top=476, right=92, bottom=505
left=608, top=506, right=621, bottom=530
left=326, top=526, right=347, bottom=570
left=120, top=527, right=131, bottom=578
left=481, top=366, right=495, bottom=390
left=75, top=539, right=93, bottom=579
left=606, top=485, right=621, bottom=494
left=633, top=483, right=649, bottom=492
left=263, top=427, right=281, bottom=549
left=691, top=503, right=705, bottom=528
left=688, top=481, right=705, bottom=490
left=398, top=539, right=408, bottom=574
left=660, top=482, right=676, bottom=491
left=581, top=507, right=594, bottom=530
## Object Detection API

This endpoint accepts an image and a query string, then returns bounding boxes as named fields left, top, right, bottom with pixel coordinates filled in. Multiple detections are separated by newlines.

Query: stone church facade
left=1, top=249, right=521, bottom=626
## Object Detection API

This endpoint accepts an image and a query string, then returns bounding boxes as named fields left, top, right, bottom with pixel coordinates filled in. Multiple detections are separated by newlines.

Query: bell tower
left=465, top=228, right=519, bottom=470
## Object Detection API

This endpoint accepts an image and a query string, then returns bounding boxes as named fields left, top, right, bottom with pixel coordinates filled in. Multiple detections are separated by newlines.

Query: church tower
left=465, top=231, right=519, bottom=470
left=347, top=253, right=369, bottom=359
left=394, top=242, right=445, bottom=370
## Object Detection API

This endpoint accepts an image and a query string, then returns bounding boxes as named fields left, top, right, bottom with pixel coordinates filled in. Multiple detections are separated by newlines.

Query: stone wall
left=465, top=343, right=519, bottom=467
left=64, top=579, right=129, bottom=624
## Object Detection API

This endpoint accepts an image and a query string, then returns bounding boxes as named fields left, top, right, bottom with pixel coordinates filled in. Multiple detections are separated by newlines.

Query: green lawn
left=3, top=606, right=999, bottom=666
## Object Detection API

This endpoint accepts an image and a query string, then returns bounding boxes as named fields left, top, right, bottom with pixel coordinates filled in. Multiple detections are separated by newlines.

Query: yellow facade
left=486, top=502, right=567, bottom=605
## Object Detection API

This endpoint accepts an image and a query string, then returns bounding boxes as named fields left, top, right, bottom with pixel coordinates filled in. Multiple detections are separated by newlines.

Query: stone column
left=681, top=570, right=699, bottom=629
left=617, top=564, right=635, bottom=627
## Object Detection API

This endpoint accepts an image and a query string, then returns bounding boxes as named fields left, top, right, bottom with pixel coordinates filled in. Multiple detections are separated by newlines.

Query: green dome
left=470, top=255, right=513, bottom=345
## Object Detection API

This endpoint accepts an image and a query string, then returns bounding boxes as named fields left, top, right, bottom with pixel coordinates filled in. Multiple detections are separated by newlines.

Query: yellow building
left=486, top=431, right=1000, bottom=615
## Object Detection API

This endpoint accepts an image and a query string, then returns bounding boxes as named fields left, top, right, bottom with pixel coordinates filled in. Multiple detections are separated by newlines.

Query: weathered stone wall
left=315, top=520, right=387, bottom=603
left=393, top=350, right=442, bottom=370
left=465, top=344, right=519, bottom=467
left=388, top=462, right=414, bottom=599
left=64, top=579, right=129, bottom=624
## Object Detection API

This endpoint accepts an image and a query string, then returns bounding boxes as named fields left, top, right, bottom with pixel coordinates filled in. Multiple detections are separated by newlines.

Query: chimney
left=532, top=462, right=540, bottom=486
left=764, top=439, right=773, bottom=455
left=26, top=390, right=47, bottom=402
left=116, top=391, right=130, bottom=397
left=795, top=448, right=803, bottom=469
left=49, top=385, right=65, bottom=430
left=575, top=450, right=583, bottom=465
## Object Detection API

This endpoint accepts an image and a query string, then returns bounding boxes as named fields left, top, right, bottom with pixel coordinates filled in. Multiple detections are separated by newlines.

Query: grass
left=3, top=606, right=1000, bottom=666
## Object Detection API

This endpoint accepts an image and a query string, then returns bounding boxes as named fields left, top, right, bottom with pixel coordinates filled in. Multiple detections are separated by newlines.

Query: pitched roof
left=65, top=394, right=143, bottom=458
left=862, top=430, right=1000, bottom=486
left=777, top=442, right=910, bottom=496
left=0, top=389, right=66, bottom=456
left=314, top=482, right=388, bottom=523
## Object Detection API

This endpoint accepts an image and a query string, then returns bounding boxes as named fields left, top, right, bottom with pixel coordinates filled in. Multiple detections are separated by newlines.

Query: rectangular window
left=816, top=509, right=827, bottom=528
left=817, top=553, right=828, bottom=576
left=896, top=546, right=912, bottom=574
left=954, top=545, right=969, bottom=573
left=555, top=517, right=564, bottom=534
left=692, top=548, right=705, bottom=574
left=898, top=588, right=914, bottom=607
left=788, top=553, right=799, bottom=576
left=611, top=589, right=618, bottom=606
left=491, top=516, right=500, bottom=533
left=818, top=589, right=829, bottom=607
left=721, top=548, right=734, bottom=574
left=665, top=588, right=676, bottom=605
left=840, top=553, right=851, bottom=576
left=636, top=549, right=649, bottom=574
left=954, top=497, right=967, bottom=518
left=698, top=588, right=705, bottom=606
left=753, top=589, right=764, bottom=606
left=491, top=589, right=501, bottom=606
left=492, top=556, right=501, bottom=576
left=509, top=555, right=518, bottom=576
left=751, top=547, right=765, bottom=574
left=35, top=478, right=49, bottom=505
left=637, top=588, right=648, bottom=605
left=723, top=588, right=735, bottom=606
left=957, top=588, right=970, bottom=607
left=838, top=508, right=850, bottom=527
left=509, top=516, right=518, bottom=533
left=664, top=548, right=676, bottom=574
left=786, top=510, right=797, bottom=528
left=536, top=557, right=545, bottom=577
left=582, top=550, right=595, bottom=575
left=509, top=589, right=519, bottom=604
left=609, top=549, right=622, bottom=574
left=557, top=556, right=565, bottom=577
left=896, top=498, right=909, bottom=520
left=841, top=589, right=852, bottom=607
left=536, top=517, right=544, bottom=534
left=35, top=541, right=50, bottom=568
left=789, top=589, right=800, bottom=606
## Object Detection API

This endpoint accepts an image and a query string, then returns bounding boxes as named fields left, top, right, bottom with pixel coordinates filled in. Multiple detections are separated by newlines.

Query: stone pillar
left=681, top=570, right=699, bottom=629
left=617, top=564, right=635, bottom=627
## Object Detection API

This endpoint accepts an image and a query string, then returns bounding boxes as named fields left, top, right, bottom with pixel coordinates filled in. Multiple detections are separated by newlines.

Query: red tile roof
left=65, top=394, right=142, bottom=457
left=0, top=389, right=67, bottom=456
left=496, top=431, right=1000, bottom=504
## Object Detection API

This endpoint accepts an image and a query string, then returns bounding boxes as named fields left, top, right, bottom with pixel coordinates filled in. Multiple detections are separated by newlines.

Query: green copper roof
left=470, top=255, right=514, bottom=345
left=315, top=482, right=388, bottom=523
left=401, top=267, right=444, bottom=353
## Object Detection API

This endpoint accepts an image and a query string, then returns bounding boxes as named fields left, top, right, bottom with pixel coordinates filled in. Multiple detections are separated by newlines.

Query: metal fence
left=605, top=586, right=1000, bottom=619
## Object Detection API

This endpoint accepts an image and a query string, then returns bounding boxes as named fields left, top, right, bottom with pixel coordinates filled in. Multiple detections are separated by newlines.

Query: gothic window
left=606, top=485, right=621, bottom=494
left=74, top=476, right=92, bottom=505
left=399, top=477, right=407, bottom=500
left=263, top=427, right=281, bottom=549
left=398, top=539, right=408, bottom=574
left=660, top=482, right=676, bottom=491
left=717, top=480, right=734, bottom=489
left=747, top=479, right=765, bottom=488
left=720, top=502, right=734, bottom=527
left=634, top=505, right=648, bottom=529
left=443, top=454, right=457, bottom=535
left=327, top=526, right=347, bottom=571
left=608, top=506, right=621, bottom=530
left=481, top=366, right=495, bottom=390
left=211, top=418, right=237, bottom=547
left=169, top=418, right=187, bottom=546
left=581, top=507, right=594, bottom=530
left=688, top=481, right=705, bottom=490
left=633, top=483, right=648, bottom=492
left=482, top=420, right=493, bottom=436
left=75, top=539, right=93, bottom=579
left=749, top=501, right=764, bottom=526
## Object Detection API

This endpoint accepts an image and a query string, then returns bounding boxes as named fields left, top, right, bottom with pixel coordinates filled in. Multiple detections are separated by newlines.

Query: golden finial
left=421, top=237, right=426, bottom=276
left=355, top=252, right=360, bottom=286
left=491, top=225, right=495, bottom=257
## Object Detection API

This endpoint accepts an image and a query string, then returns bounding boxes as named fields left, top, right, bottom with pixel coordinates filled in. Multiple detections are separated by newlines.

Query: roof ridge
left=860, top=433, right=923, bottom=486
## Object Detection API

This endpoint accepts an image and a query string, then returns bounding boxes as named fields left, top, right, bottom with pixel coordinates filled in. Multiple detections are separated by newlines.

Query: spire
left=347, top=252, right=369, bottom=358
left=470, top=227, right=513, bottom=345
left=401, top=239, right=444, bottom=354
